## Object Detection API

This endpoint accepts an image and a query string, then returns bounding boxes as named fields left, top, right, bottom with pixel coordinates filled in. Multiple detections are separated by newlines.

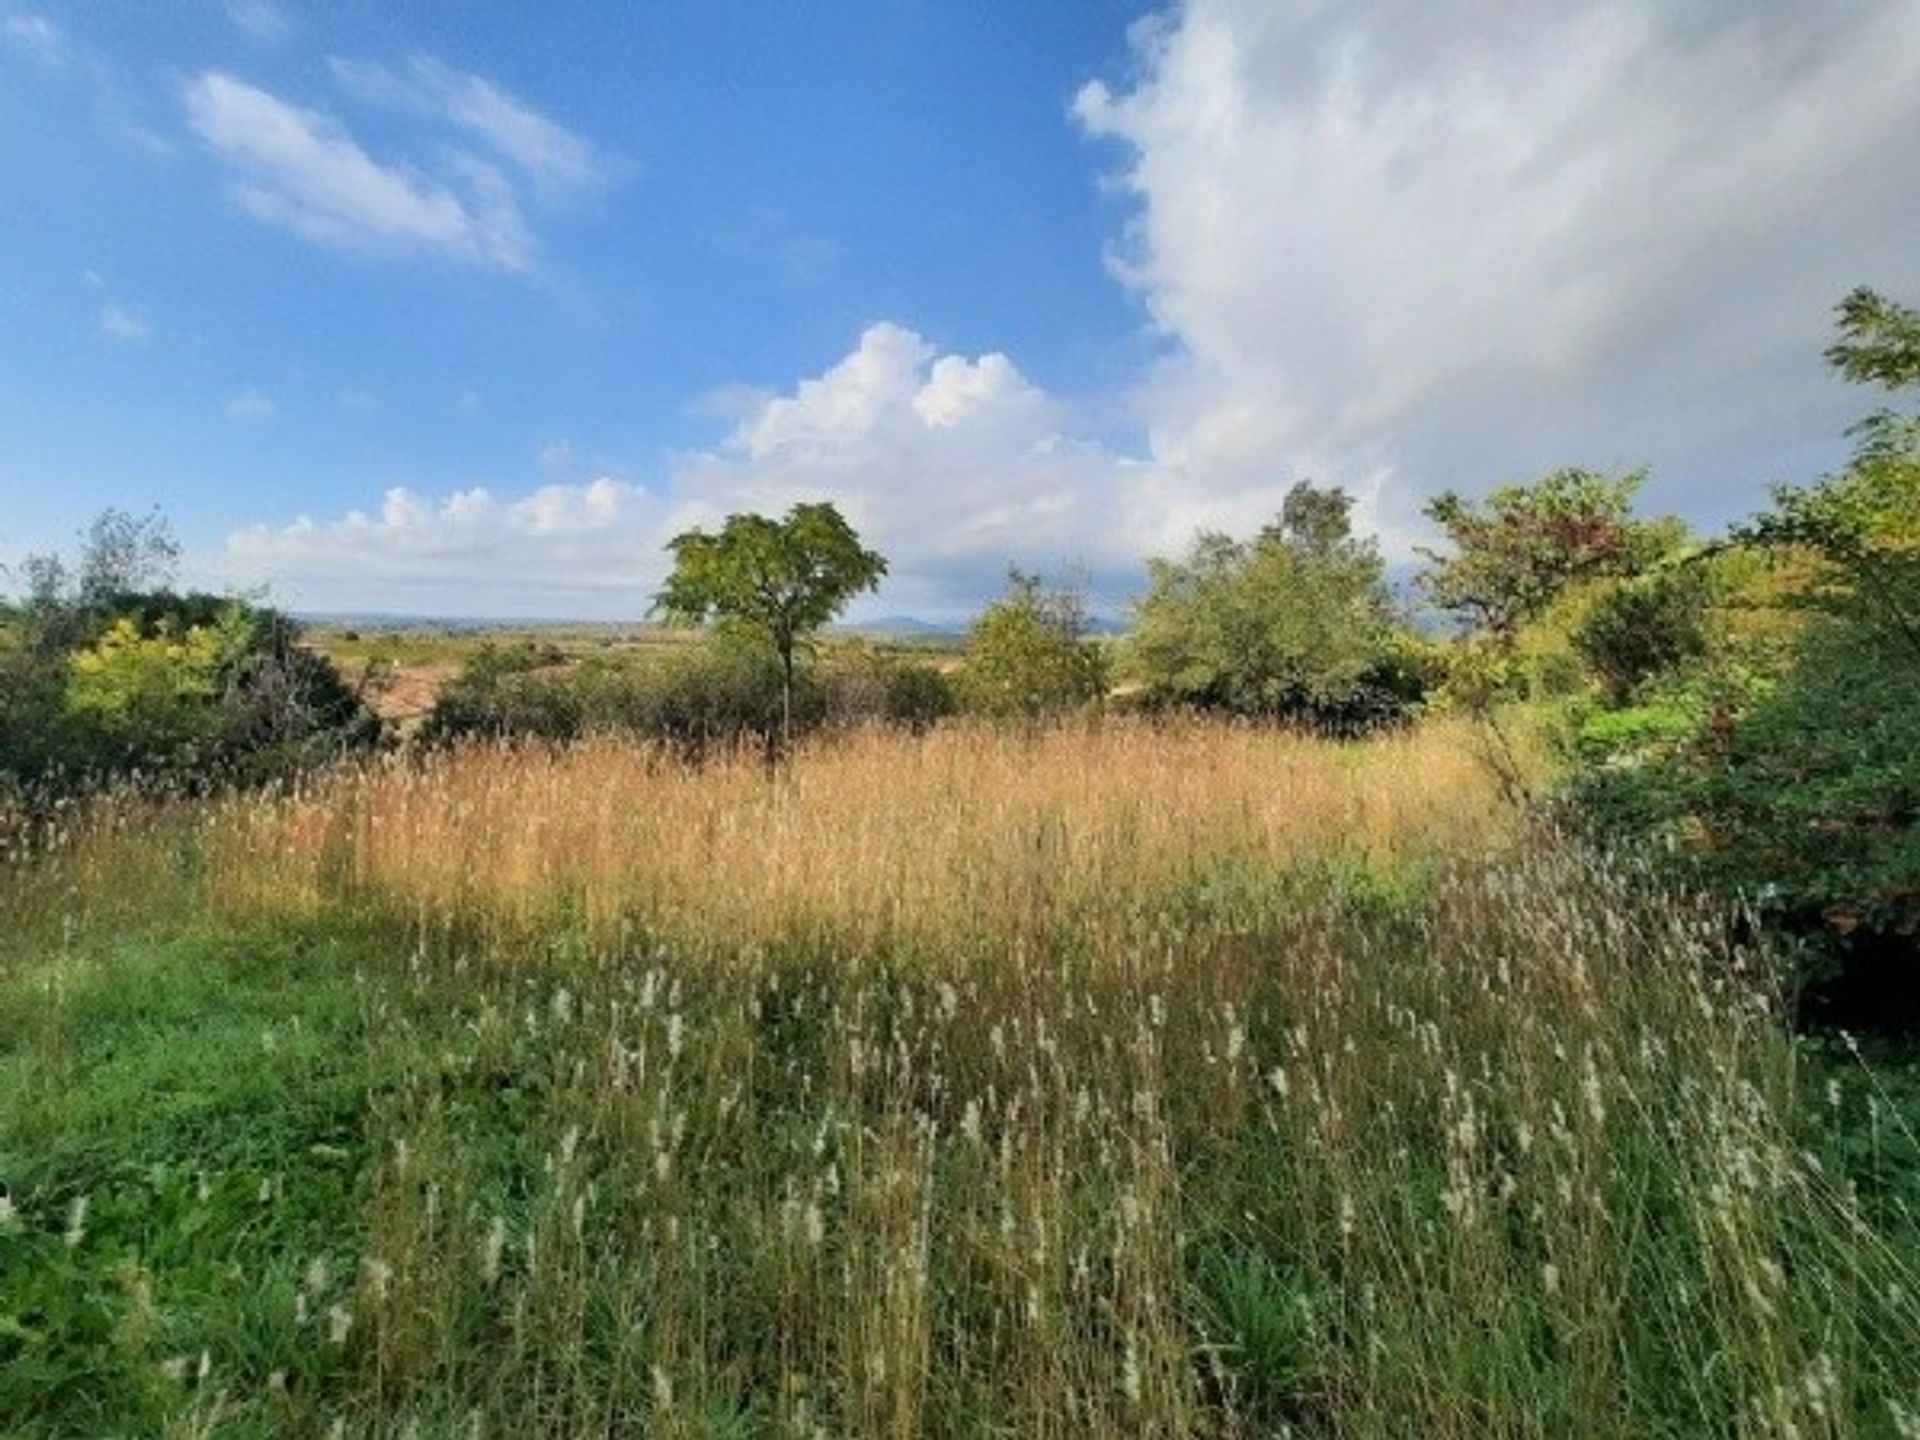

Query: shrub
left=958, top=570, right=1108, bottom=719
left=1572, top=565, right=1711, bottom=703
left=1129, top=484, right=1422, bottom=731
left=0, top=593, right=380, bottom=800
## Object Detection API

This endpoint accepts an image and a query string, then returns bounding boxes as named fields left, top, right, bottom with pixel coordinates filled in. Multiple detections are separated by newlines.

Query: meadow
left=3, top=720, right=1918, bottom=1437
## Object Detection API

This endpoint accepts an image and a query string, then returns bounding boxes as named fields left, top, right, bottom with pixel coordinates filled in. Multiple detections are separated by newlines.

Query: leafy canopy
left=1745, top=288, right=1920, bottom=660
left=1418, top=467, right=1679, bottom=637
left=959, top=569, right=1107, bottom=719
left=652, top=502, right=886, bottom=657
left=1129, top=481, right=1415, bottom=725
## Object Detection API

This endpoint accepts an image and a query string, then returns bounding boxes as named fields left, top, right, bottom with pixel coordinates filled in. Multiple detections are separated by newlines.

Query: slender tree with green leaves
left=652, top=502, right=887, bottom=748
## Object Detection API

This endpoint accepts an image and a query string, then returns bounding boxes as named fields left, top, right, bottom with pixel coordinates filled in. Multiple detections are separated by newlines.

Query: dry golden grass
left=193, top=717, right=1518, bottom=947
left=7, top=718, right=1917, bottom=1438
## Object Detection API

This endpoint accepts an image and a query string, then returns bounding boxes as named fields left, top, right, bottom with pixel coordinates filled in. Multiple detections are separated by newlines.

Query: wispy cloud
left=330, top=54, right=604, bottom=200
left=1, top=12, right=66, bottom=67
left=183, top=71, right=536, bottom=271
left=225, top=388, right=275, bottom=420
left=225, top=0, right=290, bottom=42
left=98, top=303, right=148, bottom=343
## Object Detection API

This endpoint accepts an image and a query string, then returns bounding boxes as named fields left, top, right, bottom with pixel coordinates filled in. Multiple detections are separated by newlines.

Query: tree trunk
left=779, top=640, right=794, bottom=759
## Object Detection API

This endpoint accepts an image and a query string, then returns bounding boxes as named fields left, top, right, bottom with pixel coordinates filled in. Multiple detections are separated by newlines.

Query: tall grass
left=3, top=719, right=1916, bottom=1436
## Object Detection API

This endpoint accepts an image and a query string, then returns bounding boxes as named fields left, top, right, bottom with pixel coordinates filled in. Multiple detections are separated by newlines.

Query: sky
left=2, top=1, right=1918, bottom=621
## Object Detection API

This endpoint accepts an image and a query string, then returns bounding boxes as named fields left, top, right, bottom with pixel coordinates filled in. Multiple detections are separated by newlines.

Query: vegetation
left=1418, top=467, right=1682, bottom=639
left=0, top=512, right=378, bottom=810
left=1561, top=289, right=1920, bottom=1022
left=5, top=722, right=1916, bottom=1436
left=1128, top=481, right=1424, bottom=729
left=417, top=637, right=953, bottom=755
left=653, top=503, right=888, bottom=747
left=955, top=569, right=1107, bottom=720
left=4, top=289, right=1918, bottom=1434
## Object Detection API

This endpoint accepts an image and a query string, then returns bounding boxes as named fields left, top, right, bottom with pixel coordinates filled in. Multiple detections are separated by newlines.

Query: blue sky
left=3, top=2, right=1919, bottom=618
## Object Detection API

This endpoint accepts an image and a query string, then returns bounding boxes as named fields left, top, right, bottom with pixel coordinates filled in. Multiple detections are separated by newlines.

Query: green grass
left=3, top=724, right=1917, bottom=1436
left=0, top=924, right=378, bottom=1436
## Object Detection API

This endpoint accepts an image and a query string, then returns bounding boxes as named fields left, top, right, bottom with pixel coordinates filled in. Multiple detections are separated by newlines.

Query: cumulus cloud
left=217, top=3, right=1920, bottom=616
left=223, top=478, right=674, bottom=615
left=223, top=325, right=1167, bottom=617
left=329, top=55, right=604, bottom=200
left=183, top=71, right=539, bottom=271
left=1075, top=0, right=1920, bottom=540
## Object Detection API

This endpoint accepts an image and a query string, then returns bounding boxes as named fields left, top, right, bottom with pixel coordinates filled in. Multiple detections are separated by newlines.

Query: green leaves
left=654, top=502, right=886, bottom=649
left=653, top=502, right=887, bottom=743
left=1128, top=483, right=1415, bottom=727
left=1418, top=467, right=1680, bottom=637
left=958, top=569, right=1107, bottom=718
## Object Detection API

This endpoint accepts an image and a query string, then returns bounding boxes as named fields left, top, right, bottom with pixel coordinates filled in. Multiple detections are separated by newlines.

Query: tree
left=1745, top=288, right=1920, bottom=662
left=4, top=510, right=379, bottom=799
left=652, top=502, right=887, bottom=748
left=959, top=569, right=1107, bottom=720
left=1418, top=468, right=1677, bottom=637
left=1567, top=289, right=1920, bottom=1018
left=75, top=506, right=180, bottom=606
left=1128, top=481, right=1417, bottom=728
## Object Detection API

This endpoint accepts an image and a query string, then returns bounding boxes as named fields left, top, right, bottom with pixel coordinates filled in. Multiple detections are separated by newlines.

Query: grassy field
left=3, top=720, right=1917, bottom=1437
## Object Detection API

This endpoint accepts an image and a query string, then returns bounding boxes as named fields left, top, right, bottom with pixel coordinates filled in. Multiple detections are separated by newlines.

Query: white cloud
left=214, top=2, right=1920, bottom=617
left=330, top=55, right=604, bottom=200
left=225, top=0, right=290, bottom=41
left=183, top=71, right=537, bottom=271
left=98, top=303, right=147, bottom=343
left=224, top=478, right=673, bottom=615
left=226, top=388, right=275, bottom=419
left=223, top=325, right=1175, bottom=616
left=1075, top=0, right=1920, bottom=541
left=2, top=13, right=66, bottom=66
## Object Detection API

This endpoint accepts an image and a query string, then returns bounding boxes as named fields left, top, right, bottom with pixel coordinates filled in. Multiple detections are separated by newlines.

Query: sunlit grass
left=2, top=719, right=1915, bottom=1437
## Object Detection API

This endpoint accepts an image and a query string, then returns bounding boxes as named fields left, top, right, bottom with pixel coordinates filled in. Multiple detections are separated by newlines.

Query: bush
left=1572, top=565, right=1711, bottom=703
left=1129, top=484, right=1423, bottom=731
left=816, top=643, right=956, bottom=732
left=957, top=571, right=1108, bottom=719
left=421, top=639, right=956, bottom=755
left=0, top=593, right=380, bottom=800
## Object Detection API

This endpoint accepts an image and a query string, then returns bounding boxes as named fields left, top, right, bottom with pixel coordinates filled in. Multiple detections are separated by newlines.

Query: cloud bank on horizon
left=9, top=2, right=1920, bottom=618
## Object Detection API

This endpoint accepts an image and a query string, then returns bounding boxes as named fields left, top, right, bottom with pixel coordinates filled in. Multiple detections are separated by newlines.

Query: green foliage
left=1129, top=483, right=1422, bottom=729
left=653, top=502, right=887, bottom=741
left=3, top=513, right=380, bottom=805
left=1570, top=688, right=1710, bottom=768
left=957, top=569, right=1108, bottom=718
left=816, top=642, right=956, bottom=733
left=1825, top=285, right=1920, bottom=459
left=0, top=594, right=379, bottom=801
left=1571, top=563, right=1712, bottom=703
left=422, top=638, right=954, bottom=753
left=64, top=616, right=225, bottom=767
left=1419, top=467, right=1680, bottom=636
left=1563, top=289, right=1920, bottom=1019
